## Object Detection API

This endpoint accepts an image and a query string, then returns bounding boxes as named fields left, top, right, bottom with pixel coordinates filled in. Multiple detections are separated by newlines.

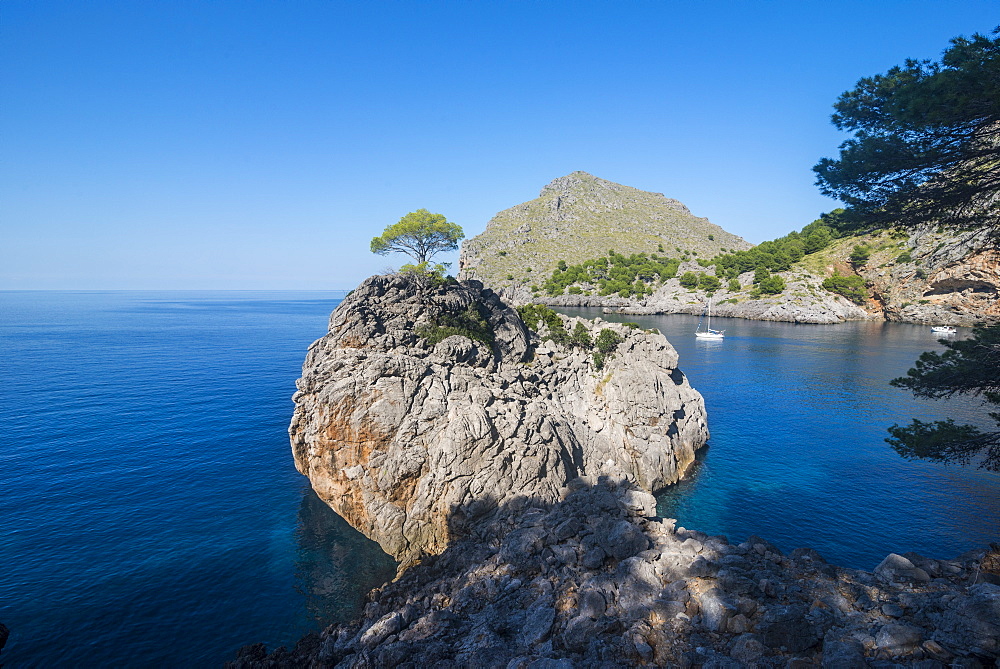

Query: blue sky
left=2, top=1, right=995, bottom=289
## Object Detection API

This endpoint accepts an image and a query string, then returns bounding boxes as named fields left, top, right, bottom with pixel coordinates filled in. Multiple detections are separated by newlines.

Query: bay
left=1, top=292, right=997, bottom=667
left=560, top=307, right=1000, bottom=569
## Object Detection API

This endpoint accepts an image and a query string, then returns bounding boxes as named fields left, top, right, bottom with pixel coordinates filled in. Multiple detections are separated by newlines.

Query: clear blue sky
left=2, top=1, right=995, bottom=289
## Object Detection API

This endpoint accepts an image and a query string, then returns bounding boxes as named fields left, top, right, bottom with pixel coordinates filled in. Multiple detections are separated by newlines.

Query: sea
left=1, top=291, right=997, bottom=667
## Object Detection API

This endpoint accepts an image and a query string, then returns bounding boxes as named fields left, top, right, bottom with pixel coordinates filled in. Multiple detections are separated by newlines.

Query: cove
left=558, top=307, right=1000, bottom=570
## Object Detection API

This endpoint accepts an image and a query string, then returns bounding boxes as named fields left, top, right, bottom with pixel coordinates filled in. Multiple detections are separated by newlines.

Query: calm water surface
left=0, top=292, right=397, bottom=668
left=1, top=293, right=998, bottom=666
left=561, top=307, right=999, bottom=569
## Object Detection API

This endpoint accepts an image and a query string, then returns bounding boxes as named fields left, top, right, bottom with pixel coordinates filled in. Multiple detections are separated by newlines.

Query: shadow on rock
left=230, top=478, right=999, bottom=668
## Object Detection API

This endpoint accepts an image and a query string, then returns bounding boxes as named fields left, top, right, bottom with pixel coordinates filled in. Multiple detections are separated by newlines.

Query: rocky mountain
left=459, top=171, right=751, bottom=300
left=457, top=171, right=996, bottom=325
left=289, top=273, right=708, bottom=565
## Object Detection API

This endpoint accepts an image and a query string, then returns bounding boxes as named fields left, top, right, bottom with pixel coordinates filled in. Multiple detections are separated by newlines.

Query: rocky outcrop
left=459, top=171, right=751, bottom=301
left=289, top=274, right=708, bottom=564
left=863, top=223, right=1000, bottom=326
left=232, top=480, right=1000, bottom=668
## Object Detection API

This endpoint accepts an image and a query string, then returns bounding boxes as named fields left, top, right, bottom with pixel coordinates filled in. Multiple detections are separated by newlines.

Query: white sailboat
left=695, top=299, right=725, bottom=340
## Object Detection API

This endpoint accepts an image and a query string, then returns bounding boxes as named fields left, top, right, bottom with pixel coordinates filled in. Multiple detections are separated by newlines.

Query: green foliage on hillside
left=592, top=328, right=624, bottom=370
left=543, top=251, right=681, bottom=297
left=516, top=304, right=571, bottom=345
left=709, top=211, right=844, bottom=280
left=758, top=275, right=786, bottom=294
left=849, top=244, right=871, bottom=266
left=821, top=273, right=868, bottom=304
left=416, top=302, right=494, bottom=346
left=678, top=271, right=699, bottom=289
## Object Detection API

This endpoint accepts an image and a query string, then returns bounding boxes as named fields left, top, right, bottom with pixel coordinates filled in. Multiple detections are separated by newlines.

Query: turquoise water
left=561, top=308, right=999, bottom=570
left=0, top=292, right=397, bottom=668
left=1, top=292, right=997, bottom=666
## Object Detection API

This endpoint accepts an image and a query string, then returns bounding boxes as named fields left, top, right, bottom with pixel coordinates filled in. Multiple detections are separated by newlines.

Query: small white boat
left=696, top=299, right=725, bottom=340
left=930, top=326, right=957, bottom=335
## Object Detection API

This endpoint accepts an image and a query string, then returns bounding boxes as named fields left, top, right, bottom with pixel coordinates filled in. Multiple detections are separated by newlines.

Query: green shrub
left=850, top=244, right=871, bottom=265
left=571, top=322, right=592, bottom=348
left=592, top=351, right=606, bottom=370
left=708, top=234, right=714, bottom=240
left=516, top=304, right=571, bottom=345
left=679, top=271, right=700, bottom=289
left=498, top=250, right=507, bottom=256
left=699, top=275, right=721, bottom=292
left=822, top=273, right=867, bottom=304
left=896, top=251, right=912, bottom=264
left=758, top=275, right=786, bottom=294
left=416, top=302, right=494, bottom=346
left=728, top=279, right=741, bottom=291
left=595, top=328, right=623, bottom=354
left=622, top=322, right=640, bottom=329
left=567, top=285, right=583, bottom=294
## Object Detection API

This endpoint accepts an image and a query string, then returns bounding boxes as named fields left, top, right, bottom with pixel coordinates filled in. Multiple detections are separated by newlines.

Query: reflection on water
left=294, top=487, right=397, bottom=628
left=558, top=308, right=1000, bottom=569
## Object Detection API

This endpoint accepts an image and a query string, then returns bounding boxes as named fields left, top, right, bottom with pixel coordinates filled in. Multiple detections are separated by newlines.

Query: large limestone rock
left=290, top=274, right=708, bottom=563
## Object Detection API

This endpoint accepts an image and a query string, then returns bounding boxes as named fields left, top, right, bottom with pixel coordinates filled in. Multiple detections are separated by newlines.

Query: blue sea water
left=1, top=292, right=997, bottom=667
left=0, top=291, right=396, bottom=668
left=562, top=308, right=999, bottom=569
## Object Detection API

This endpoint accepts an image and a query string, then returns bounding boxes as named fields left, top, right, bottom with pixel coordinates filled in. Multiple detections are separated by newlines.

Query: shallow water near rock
left=560, top=307, right=999, bottom=570
left=2, top=292, right=997, bottom=667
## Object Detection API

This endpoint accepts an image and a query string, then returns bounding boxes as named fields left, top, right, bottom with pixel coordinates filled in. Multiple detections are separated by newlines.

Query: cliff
left=459, top=171, right=751, bottom=302
left=234, top=274, right=1000, bottom=668
left=289, top=274, right=708, bottom=564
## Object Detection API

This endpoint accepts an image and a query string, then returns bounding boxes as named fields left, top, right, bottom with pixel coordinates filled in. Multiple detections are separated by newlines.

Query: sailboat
left=695, top=299, right=725, bottom=340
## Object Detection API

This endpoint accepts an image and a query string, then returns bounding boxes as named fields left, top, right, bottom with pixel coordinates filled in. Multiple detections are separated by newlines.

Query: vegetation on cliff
left=371, top=209, right=465, bottom=265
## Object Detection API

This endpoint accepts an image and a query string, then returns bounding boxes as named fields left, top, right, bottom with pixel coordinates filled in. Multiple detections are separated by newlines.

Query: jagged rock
left=231, top=276, right=1000, bottom=669
left=290, top=274, right=709, bottom=562
left=231, top=477, right=1000, bottom=668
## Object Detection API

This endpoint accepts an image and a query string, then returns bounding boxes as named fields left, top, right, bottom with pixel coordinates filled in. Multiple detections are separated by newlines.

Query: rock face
left=232, top=480, right=1000, bottom=668
left=290, top=274, right=709, bottom=564
left=864, top=223, right=1000, bottom=326
left=459, top=171, right=751, bottom=302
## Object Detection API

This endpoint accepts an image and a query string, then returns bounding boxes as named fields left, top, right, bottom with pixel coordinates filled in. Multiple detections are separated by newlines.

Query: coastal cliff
left=289, top=274, right=708, bottom=564
left=235, top=275, right=1000, bottom=668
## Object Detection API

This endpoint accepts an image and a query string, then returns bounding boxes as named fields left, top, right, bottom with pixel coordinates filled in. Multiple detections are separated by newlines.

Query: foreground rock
left=290, top=274, right=708, bottom=564
left=232, top=479, right=1000, bottom=668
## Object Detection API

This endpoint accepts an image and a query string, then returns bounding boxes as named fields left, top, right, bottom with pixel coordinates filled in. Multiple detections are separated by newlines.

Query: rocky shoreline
left=233, top=274, right=999, bottom=667
left=232, top=478, right=1000, bottom=668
